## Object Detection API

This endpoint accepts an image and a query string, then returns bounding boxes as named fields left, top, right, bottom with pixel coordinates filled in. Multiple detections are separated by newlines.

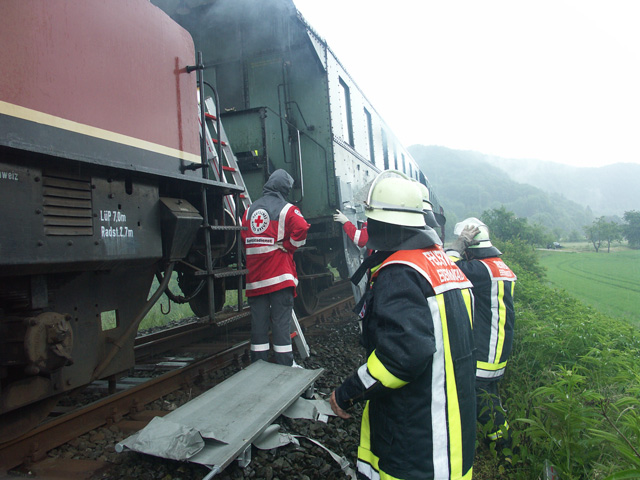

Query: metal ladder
left=201, top=97, right=251, bottom=215
left=197, top=95, right=309, bottom=360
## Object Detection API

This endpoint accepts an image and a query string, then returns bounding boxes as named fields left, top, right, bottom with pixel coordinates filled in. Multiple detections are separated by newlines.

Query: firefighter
left=241, top=169, right=310, bottom=366
left=329, top=173, right=476, bottom=480
left=446, top=217, right=517, bottom=449
left=333, top=209, right=369, bottom=248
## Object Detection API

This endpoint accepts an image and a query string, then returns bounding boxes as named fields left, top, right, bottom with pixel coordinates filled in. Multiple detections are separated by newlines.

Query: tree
left=482, top=206, right=533, bottom=243
left=584, top=217, right=621, bottom=253
left=584, top=221, right=602, bottom=252
left=601, top=220, right=622, bottom=253
left=622, top=210, right=640, bottom=248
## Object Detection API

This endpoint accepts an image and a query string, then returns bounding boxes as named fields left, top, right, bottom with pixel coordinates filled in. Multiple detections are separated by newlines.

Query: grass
left=138, top=274, right=246, bottom=331
left=538, top=246, right=640, bottom=324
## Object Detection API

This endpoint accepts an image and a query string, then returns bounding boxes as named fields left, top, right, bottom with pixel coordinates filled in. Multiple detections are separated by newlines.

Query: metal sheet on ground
left=119, top=361, right=323, bottom=473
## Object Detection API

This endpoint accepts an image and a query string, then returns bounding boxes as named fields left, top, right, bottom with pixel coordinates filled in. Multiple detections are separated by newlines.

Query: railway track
left=0, top=283, right=355, bottom=477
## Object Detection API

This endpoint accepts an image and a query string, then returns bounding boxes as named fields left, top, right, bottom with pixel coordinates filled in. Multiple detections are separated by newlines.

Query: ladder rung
left=211, top=139, right=228, bottom=146
left=222, top=166, right=237, bottom=172
left=205, top=112, right=218, bottom=121
left=195, top=268, right=249, bottom=279
left=206, top=225, right=246, bottom=231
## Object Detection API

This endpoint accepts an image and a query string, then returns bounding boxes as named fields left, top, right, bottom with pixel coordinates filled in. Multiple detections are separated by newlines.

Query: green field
left=538, top=247, right=640, bottom=324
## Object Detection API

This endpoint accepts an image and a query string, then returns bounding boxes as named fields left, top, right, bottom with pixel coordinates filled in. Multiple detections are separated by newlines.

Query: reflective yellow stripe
left=494, top=281, right=507, bottom=362
left=437, top=294, right=463, bottom=479
left=357, top=402, right=382, bottom=476
left=370, top=263, right=382, bottom=276
left=358, top=408, right=405, bottom=480
left=367, top=351, right=408, bottom=389
left=360, top=401, right=371, bottom=450
left=488, top=420, right=510, bottom=441
left=461, top=288, right=473, bottom=329
left=477, top=360, right=508, bottom=371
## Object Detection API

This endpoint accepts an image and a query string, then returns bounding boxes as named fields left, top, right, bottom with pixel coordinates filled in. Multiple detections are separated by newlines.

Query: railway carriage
left=0, top=0, right=242, bottom=442
left=157, top=0, right=443, bottom=312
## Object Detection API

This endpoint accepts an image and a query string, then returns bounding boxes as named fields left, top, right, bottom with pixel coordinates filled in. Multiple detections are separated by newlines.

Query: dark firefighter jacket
left=336, top=237, right=476, bottom=480
left=447, top=249, right=517, bottom=380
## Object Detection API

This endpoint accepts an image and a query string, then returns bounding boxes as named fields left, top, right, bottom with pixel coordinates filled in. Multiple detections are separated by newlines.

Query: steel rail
left=0, top=294, right=354, bottom=473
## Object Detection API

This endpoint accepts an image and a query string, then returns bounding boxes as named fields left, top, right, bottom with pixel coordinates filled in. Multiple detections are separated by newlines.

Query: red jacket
left=241, top=170, right=309, bottom=297
left=343, top=221, right=368, bottom=248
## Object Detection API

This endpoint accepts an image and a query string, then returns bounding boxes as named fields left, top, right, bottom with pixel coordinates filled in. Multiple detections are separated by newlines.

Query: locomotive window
left=402, top=154, right=406, bottom=173
left=100, top=310, right=118, bottom=331
left=393, top=149, right=398, bottom=170
left=364, top=108, right=374, bottom=163
left=338, top=77, right=354, bottom=147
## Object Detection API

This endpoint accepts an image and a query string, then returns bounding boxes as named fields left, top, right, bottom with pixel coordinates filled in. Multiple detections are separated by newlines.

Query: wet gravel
left=46, top=316, right=366, bottom=480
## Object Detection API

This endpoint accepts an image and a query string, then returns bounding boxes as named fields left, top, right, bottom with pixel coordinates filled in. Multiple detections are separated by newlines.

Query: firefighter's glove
left=452, top=225, right=481, bottom=254
left=333, top=210, right=349, bottom=224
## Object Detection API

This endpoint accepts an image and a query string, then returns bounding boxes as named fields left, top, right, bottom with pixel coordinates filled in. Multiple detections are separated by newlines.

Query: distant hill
left=485, top=157, right=640, bottom=217
left=408, top=145, right=595, bottom=239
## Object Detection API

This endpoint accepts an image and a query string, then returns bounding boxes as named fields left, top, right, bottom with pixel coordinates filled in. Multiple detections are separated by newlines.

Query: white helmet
left=414, top=180, right=442, bottom=229
left=365, top=171, right=425, bottom=227
left=414, top=181, right=433, bottom=212
left=453, top=217, right=492, bottom=248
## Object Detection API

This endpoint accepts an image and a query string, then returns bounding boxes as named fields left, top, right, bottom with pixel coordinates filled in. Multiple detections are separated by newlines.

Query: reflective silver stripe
left=481, top=261, right=500, bottom=364
left=246, top=273, right=298, bottom=290
left=357, top=363, right=377, bottom=389
left=489, top=279, right=500, bottom=363
left=428, top=295, right=450, bottom=479
left=251, top=343, right=270, bottom=352
left=245, top=245, right=280, bottom=255
left=290, top=237, right=306, bottom=247
left=357, top=461, right=380, bottom=480
left=273, top=344, right=293, bottom=353
left=477, top=367, right=506, bottom=379
left=278, top=204, right=294, bottom=241
left=353, top=229, right=362, bottom=245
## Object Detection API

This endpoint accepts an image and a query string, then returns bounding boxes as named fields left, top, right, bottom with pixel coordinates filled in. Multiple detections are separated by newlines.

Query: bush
left=492, top=242, right=640, bottom=479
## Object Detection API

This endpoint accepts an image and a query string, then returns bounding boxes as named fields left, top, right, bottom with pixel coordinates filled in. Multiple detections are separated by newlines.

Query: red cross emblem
left=250, top=208, right=270, bottom=234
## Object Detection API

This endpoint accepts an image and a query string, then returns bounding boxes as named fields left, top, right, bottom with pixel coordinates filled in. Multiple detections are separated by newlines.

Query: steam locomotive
left=0, top=0, right=442, bottom=443
left=154, top=0, right=444, bottom=313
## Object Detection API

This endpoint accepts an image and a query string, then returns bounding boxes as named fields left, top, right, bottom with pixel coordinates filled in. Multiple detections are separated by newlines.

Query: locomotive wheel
left=0, top=397, right=58, bottom=444
left=294, top=278, right=320, bottom=316
left=188, top=280, right=226, bottom=318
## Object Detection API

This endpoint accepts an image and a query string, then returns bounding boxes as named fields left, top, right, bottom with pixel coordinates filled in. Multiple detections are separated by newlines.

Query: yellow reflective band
left=461, top=288, right=473, bottom=329
left=367, top=351, right=408, bottom=389
left=360, top=402, right=371, bottom=450
left=494, top=281, right=507, bottom=362
left=487, top=421, right=510, bottom=441
left=477, top=360, right=508, bottom=371
left=436, top=294, right=464, bottom=479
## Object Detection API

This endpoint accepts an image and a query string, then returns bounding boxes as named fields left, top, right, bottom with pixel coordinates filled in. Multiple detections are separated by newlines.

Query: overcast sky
left=293, top=0, right=640, bottom=168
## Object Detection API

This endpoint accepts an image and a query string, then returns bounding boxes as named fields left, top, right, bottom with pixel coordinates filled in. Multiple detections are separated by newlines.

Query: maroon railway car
left=0, top=0, right=239, bottom=442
